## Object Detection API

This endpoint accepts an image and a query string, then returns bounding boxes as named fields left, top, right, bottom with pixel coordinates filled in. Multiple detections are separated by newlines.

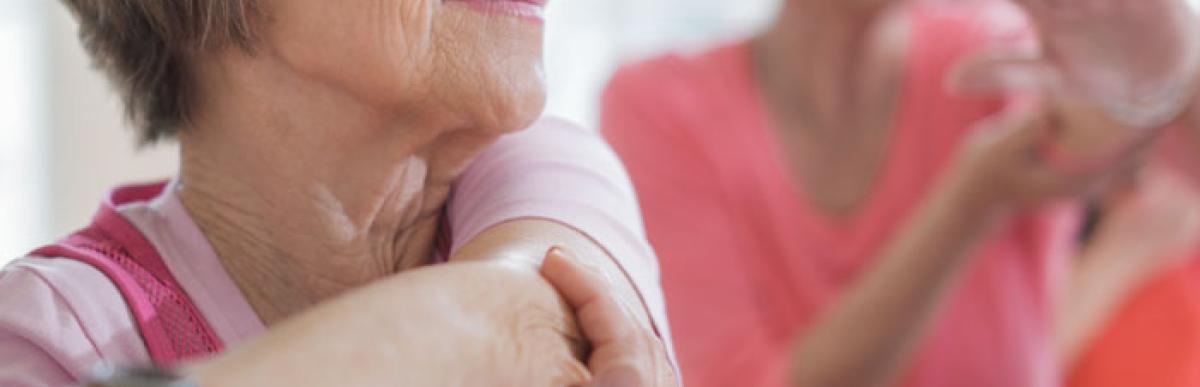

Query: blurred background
left=0, top=0, right=779, bottom=263
left=4, top=0, right=1200, bottom=263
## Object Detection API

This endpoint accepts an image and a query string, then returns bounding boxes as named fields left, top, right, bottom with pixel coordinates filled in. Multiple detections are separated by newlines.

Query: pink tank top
left=28, top=182, right=224, bottom=366
left=25, top=182, right=457, bottom=366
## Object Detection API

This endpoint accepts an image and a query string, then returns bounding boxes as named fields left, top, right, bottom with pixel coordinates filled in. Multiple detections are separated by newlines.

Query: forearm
left=187, top=269, right=453, bottom=387
left=791, top=178, right=1001, bottom=387
left=1055, top=246, right=1143, bottom=369
left=187, top=261, right=579, bottom=387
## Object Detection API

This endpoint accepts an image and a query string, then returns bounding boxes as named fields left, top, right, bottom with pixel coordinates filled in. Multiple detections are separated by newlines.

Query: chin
left=467, top=62, right=548, bottom=135
left=500, top=82, right=548, bottom=133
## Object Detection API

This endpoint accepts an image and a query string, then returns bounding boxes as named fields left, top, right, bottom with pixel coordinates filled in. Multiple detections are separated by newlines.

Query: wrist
left=942, top=164, right=1006, bottom=220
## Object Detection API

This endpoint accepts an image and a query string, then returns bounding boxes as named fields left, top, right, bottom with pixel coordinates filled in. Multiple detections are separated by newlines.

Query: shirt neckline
left=116, top=179, right=267, bottom=346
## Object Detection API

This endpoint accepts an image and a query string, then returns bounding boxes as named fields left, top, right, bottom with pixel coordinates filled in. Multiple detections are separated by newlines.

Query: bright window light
left=0, top=0, right=49, bottom=266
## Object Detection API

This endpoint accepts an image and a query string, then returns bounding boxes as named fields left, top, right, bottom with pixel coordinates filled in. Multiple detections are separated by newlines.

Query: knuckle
left=508, top=299, right=580, bottom=362
left=555, top=357, right=593, bottom=386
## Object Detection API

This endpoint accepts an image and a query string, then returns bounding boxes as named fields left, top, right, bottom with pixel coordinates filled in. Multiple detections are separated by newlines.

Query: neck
left=176, top=51, right=490, bottom=326
left=753, top=1, right=900, bottom=131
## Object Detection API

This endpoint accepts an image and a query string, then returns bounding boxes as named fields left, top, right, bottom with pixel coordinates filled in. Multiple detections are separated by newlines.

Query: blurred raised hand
left=1025, top=0, right=1200, bottom=127
left=955, top=0, right=1200, bottom=128
left=948, top=0, right=1197, bottom=174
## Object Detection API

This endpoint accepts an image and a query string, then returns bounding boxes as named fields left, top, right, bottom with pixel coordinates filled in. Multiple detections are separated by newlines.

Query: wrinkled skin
left=179, top=1, right=674, bottom=386
left=259, top=0, right=547, bottom=133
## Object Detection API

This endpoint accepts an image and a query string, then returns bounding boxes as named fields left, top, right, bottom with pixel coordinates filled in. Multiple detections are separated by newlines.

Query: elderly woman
left=600, top=0, right=1197, bottom=386
left=0, top=0, right=676, bottom=386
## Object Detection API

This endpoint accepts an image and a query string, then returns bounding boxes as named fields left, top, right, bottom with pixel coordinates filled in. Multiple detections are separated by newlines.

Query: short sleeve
left=447, top=117, right=677, bottom=364
left=0, top=332, right=76, bottom=387
left=0, top=258, right=150, bottom=386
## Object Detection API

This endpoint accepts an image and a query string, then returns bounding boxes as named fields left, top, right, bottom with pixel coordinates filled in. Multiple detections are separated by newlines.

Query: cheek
left=264, top=0, right=440, bottom=106
left=426, top=9, right=547, bottom=131
left=261, top=0, right=546, bottom=131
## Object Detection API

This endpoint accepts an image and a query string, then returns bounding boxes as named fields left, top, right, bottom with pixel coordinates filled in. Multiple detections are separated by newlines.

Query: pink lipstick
left=446, top=0, right=548, bottom=23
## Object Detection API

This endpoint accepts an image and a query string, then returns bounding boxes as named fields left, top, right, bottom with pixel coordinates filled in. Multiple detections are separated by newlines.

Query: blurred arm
left=788, top=170, right=1003, bottom=387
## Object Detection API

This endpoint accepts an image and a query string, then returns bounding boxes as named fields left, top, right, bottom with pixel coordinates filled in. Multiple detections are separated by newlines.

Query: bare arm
left=450, top=218, right=674, bottom=386
left=186, top=260, right=591, bottom=387
left=790, top=163, right=1000, bottom=387
left=178, top=246, right=655, bottom=387
left=791, top=103, right=1114, bottom=387
left=1055, top=170, right=1200, bottom=368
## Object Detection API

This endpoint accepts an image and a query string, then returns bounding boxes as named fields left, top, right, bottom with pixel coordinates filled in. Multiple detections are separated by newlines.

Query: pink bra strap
left=29, top=182, right=223, bottom=366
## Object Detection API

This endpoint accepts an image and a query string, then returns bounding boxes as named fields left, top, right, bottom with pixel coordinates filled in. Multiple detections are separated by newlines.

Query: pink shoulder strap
left=28, top=182, right=224, bottom=366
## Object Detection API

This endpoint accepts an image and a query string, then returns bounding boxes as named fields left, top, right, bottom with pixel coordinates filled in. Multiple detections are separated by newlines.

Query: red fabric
left=601, top=5, right=1077, bottom=387
left=28, top=182, right=223, bottom=366
left=1068, top=258, right=1200, bottom=387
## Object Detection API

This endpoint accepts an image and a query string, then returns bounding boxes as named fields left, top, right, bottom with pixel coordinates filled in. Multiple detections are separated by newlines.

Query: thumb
left=947, top=49, right=1062, bottom=96
left=542, top=248, right=654, bottom=387
left=587, top=365, right=642, bottom=387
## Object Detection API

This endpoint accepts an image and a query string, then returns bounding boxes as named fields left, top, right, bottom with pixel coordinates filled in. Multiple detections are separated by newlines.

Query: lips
left=446, top=0, right=549, bottom=22
left=506, top=0, right=547, bottom=6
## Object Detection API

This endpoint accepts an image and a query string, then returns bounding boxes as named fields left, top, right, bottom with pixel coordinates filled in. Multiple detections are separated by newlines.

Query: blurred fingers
left=948, top=49, right=1062, bottom=96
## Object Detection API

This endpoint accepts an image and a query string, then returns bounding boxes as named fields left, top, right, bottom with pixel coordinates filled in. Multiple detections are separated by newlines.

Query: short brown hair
left=61, top=0, right=258, bottom=143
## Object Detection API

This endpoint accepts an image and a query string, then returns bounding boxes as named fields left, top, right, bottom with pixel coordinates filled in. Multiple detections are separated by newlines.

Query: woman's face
left=259, top=0, right=548, bottom=133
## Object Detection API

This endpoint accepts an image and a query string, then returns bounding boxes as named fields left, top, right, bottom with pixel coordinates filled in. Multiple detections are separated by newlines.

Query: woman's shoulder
left=601, top=41, right=760, bottom=152
left=605, top=41, right=751, bottom=102
left=0, top=257, right=148, bottom=382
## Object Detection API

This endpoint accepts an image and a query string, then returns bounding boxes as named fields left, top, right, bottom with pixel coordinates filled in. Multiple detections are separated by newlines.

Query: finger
left=974, top=98, right=1055, bottom=151
left=589, top=365, right=642, bottom=387
left=1027, top=143, right=1147, bottom=200
left=948, top=49, right=1063, bottom=96
left=541, top=248, right=638, bottom=344
left=1041, top=120, right=1159, bottom=177
left=540, top=248, right=654, bottom=387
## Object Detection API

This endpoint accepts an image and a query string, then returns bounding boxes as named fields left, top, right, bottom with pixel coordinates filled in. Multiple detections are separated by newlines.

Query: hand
left=541, top=247, right=678, bottom=387
left=968, top=0, right=1200, bottom=127
left=187, top=261, right=591, bottom=387
left=946, top=99, right=1146, bottom=213
left=449, top=219, right=680, bottom=387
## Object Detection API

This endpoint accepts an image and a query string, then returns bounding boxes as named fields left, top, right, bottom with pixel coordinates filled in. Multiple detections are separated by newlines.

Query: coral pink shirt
left=601, top=6, right=1077, bottom=387
left=0, top=118, right=673, bottom=386
left=1068, top=170, right=1200, bottom=387
left=1067, top=259, right=1200, bottom=387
